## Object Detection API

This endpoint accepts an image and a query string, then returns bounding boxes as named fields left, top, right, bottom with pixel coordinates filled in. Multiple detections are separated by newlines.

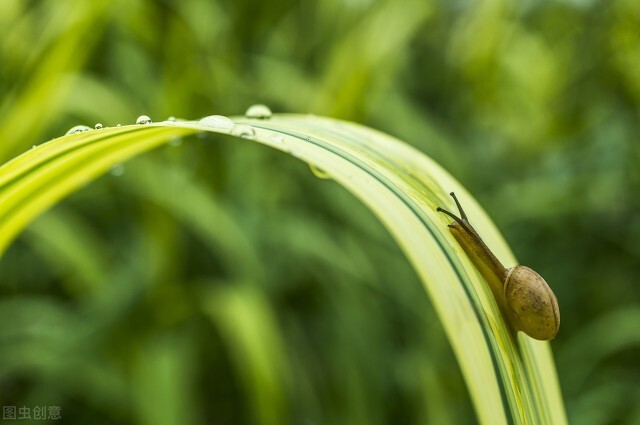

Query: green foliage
left=0, top=115, right=567, bottom=424
left=1, top=0, right=639, bottom=424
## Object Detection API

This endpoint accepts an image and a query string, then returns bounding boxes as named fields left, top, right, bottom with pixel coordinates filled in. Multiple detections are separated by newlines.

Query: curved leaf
left=0, top=114, right=567, bottom=424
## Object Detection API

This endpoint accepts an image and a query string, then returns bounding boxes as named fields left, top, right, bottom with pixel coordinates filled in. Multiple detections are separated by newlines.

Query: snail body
left=437, top=192, right=560, bottom=340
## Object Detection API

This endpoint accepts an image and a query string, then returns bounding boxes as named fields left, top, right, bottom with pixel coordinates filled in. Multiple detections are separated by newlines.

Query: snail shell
left=504, top=266, right=560, bottom=340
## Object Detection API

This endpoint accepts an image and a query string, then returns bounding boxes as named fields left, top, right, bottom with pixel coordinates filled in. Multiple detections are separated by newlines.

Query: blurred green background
left=1, top=0, right=639, bottom=424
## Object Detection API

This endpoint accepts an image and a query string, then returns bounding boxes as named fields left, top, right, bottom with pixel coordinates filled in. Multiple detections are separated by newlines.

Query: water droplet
left=94, top=123, right=103, bottom=130
left=198, top=115, right=234, bottom=130
left=270, top=134, right=284, bottom=144
left=267, top=134, right=291, bottom=153
left=167, top=116, right=177, bottom=122
left=109, top=163, right=125, bottom=177
left=245, top=104, right=272, bottom=119
left=31, top=145, right=36, bottom=150
left=168, top=137, right=183, bottom=147
left=230, top=124, right=256, bottom=139
left=65, top=125, right=92, bottom=135
left=136, top=115, right=152, bottom=125
left=309, top=164, right=331, bottom=180
left=116, top=124, right=122, bottom=127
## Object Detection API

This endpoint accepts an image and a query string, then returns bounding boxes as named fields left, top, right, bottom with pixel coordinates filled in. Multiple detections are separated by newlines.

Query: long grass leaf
left=0, top=114, right=567, bottom=424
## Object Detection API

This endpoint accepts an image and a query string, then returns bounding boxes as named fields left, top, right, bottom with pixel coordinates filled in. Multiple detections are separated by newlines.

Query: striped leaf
left=0, top=114, right=567, bottom=424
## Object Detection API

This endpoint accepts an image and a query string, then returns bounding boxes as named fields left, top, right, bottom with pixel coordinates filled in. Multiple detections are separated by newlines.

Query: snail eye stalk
left=436, top=192, right=472, bottom=234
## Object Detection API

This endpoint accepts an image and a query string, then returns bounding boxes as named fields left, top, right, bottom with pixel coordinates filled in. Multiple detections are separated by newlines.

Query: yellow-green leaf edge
left=0, top=114, right=567, bottom=425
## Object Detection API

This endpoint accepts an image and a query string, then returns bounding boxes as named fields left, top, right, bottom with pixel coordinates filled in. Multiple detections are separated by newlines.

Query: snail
left=436, top=192, right=560, bottom=340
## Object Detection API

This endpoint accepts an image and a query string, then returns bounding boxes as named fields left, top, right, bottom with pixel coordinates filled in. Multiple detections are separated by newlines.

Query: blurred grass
left=1, top=0, right=639, bottom=424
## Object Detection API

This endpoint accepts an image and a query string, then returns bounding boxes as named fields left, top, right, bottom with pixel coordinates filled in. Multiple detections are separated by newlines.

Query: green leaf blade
left=0, top=114, right=567, bottom=425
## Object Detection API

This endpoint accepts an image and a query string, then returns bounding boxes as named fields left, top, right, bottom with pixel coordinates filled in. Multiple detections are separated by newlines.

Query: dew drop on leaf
left=268, top=134, right=291, bottom=153
left=309, top=164, right=331, bottom=179
left=65, top=125, right=92, bottom=135
left=136, top=115, right=152, bottom=125
left=230, top=124, right=256, bottom=139
left=198, top=115, right=234, bottom=130
left=245, top=104, right=272, bottom=119
left=94, top=123, right=103, bottom=130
